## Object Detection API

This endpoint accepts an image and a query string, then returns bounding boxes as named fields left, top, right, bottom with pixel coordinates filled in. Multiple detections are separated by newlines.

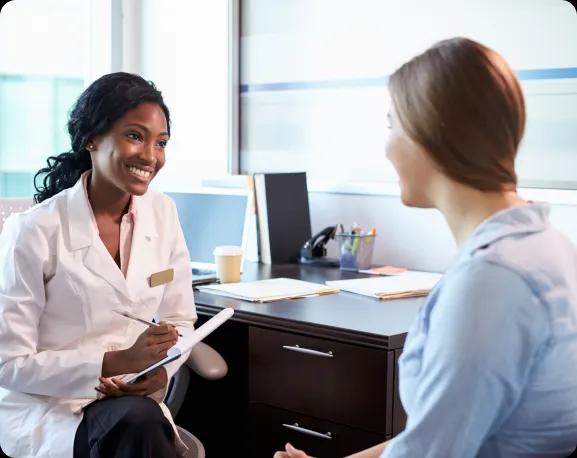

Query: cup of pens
left=336, top=226, right=376, bottom=271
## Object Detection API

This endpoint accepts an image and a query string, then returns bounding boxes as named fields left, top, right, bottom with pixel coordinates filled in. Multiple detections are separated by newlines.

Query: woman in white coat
left=0, top=73, right=197, bottom=457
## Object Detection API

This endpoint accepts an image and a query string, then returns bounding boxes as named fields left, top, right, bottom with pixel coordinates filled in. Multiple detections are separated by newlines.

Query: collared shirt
left=383, top=203, right=577, bottom=458
left=118, top=200, right=136, bottom=278
left=83, top=174, right=136, bottom=278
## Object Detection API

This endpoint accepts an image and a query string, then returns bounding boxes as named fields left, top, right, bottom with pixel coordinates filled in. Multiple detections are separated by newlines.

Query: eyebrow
left=124, top=123, right=169, bottom=137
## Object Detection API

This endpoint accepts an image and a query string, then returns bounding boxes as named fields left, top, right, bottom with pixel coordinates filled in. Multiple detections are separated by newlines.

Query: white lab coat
left=0, top=173, right=197, bottom=457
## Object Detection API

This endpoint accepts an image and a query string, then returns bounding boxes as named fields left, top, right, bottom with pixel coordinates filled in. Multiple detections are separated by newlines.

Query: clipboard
left=124, top=307, right=234, bottom=384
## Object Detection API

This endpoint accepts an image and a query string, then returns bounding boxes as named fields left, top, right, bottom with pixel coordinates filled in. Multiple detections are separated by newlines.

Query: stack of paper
left=326, top=271, right=442, bottom=300
left=197, top=278, right=340, bottom=303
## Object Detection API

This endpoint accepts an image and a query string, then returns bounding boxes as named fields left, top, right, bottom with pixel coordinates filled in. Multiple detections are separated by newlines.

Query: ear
left=86, top=135, right=102, bottom=152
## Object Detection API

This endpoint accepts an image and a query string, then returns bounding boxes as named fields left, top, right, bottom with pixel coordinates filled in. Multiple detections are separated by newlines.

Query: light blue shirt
left=384, top=203, right=577, bottom=458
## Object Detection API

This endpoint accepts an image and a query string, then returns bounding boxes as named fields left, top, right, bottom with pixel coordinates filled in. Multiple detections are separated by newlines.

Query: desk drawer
left=249, top=327, right=392, bottom=433
left=249, top=403, right=386, bottom=458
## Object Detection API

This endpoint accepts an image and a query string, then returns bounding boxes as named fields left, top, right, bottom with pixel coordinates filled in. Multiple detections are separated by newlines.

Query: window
left=240, top=0, right=577, bottom=190
left=0, top=0, right=87, bottom=197
left=0, top=0, right=233, bottom=197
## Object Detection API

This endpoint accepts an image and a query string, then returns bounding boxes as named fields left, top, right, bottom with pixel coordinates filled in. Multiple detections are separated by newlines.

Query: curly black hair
left=33, top=72, right=170, bottom=203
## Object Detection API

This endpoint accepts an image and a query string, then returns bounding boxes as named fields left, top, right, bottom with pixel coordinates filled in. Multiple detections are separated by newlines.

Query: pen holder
left=336, top=233, right=376, bottom=271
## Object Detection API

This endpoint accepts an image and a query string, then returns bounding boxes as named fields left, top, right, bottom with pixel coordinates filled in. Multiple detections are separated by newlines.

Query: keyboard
left=192, top=267, right=216, bottom=276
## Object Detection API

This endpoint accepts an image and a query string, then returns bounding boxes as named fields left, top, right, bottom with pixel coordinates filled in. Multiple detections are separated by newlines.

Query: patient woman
left=275, top=38, right=577, bottom=458
left=0, top=73, right=196, bottom=457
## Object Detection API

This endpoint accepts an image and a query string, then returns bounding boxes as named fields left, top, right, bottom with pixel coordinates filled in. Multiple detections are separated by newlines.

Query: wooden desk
left=177, top=263, right=424, bottom=457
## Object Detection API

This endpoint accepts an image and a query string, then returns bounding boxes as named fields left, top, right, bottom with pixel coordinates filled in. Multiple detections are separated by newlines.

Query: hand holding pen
left=114, top=310, right=183, bottom=337
left=101, top=312, right=180, bottom=378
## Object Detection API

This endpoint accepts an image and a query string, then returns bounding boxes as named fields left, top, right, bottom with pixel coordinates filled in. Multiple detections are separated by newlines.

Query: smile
left=127, top=165, right=152, bottom=179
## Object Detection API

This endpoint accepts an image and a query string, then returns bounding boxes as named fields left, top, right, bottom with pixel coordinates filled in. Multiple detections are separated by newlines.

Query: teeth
left=128, top=166, right=151, bottom=178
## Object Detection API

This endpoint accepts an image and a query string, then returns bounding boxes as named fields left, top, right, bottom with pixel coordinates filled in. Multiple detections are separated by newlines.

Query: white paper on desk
left=326, top=271, right=442, bottom=300
left=197, top=277, right=339, bottom=303
left=124, top=307, right=234, bottom=383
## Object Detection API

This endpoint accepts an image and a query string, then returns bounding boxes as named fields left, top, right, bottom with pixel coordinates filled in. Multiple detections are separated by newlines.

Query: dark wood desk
left=176, top=263, right=424, bottom=457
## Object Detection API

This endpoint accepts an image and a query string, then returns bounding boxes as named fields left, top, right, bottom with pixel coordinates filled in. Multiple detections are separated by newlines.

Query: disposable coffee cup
left=213, top=246, right=243, bottom=283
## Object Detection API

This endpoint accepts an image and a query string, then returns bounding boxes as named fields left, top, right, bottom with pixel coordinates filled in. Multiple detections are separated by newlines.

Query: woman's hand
left=102, top=321, right=178, bottom=376
left=95, top=367, right=169, bottom=397
left=124, top=321, right=179, bottom=371
left=274, top=443, right=313, bottom=458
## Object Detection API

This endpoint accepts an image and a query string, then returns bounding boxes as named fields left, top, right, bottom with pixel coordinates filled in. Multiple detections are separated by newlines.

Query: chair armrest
left=186, top=342, right=228, bottom=380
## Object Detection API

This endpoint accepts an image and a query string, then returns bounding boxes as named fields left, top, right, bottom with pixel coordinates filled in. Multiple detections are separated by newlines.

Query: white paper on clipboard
left=124, top=307, right=234, bottom=383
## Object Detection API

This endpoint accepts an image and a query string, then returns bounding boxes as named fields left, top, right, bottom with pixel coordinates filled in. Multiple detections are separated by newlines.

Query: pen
left=113, top=310, right=183, bottom=337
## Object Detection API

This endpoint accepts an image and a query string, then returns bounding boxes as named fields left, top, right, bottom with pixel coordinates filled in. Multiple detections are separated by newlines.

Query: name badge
left=149, top=268, right=174, bottom=287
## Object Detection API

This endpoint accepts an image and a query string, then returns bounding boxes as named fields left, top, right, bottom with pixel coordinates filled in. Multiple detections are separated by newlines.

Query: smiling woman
left=0, top=72, right=197, bottom=457
left=33, top=72, right=171, bottom=203
left=88, top=102, right=169, bottom=198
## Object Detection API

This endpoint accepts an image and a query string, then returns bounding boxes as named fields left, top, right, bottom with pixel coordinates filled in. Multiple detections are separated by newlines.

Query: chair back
left=0, top=198, right=33, bottom=233
left=176, top=426, right=205, bottom=458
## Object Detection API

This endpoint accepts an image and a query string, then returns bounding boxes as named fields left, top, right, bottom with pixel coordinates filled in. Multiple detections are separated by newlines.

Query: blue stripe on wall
left=240, top=67, right=577, bottom=93
left=516, top=67, right=577, bottom=80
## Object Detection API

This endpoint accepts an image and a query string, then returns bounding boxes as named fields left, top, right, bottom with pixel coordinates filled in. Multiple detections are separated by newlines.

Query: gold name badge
left=149, top=268, right=174, bottom=287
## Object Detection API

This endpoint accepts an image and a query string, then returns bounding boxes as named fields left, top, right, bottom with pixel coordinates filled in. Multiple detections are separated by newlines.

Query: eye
left=126, top=132, right=143, bottom=142
left=157, top=139, right=168, bottom=149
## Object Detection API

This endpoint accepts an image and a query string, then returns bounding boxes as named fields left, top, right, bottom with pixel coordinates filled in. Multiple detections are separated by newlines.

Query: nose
left=140, top=140, right=157, bottom=164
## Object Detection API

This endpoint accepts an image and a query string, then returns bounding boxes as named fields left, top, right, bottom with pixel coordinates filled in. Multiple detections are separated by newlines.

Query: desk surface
left=194, top=262, right=425, bottom=350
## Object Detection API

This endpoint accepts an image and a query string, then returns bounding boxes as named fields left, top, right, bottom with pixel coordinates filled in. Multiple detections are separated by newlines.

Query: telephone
left=299, top=225, right=340, bottom=267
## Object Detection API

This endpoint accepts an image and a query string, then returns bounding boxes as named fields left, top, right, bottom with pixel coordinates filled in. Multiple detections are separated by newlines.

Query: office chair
left=165, top=342, right=228, bottom=458
left=0, top=197, right=33, bottom=233
left=0, top=198, right=228, bottom=458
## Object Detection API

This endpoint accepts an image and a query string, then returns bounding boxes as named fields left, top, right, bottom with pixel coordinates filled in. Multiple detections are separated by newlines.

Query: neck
left=434, top=181, right=526, bottom=247
left=87, top=172, right=131, bottom=220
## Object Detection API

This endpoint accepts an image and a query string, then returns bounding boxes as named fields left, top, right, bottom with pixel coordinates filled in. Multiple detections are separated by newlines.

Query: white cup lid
left=213, top=245, right=243, bottom=256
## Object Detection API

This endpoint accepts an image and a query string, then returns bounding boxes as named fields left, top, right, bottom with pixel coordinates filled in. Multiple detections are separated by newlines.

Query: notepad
left=124, top=308, right=234, bottom=383
left=326, top=271, right=442, bottom=300
left=196, top=278, right=340, bottom=303
left=358, top=265, right=407, bottom=275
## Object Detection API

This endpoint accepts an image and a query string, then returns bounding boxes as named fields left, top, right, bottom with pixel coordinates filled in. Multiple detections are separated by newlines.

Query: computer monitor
left=167, top=189, right=251, bottom=272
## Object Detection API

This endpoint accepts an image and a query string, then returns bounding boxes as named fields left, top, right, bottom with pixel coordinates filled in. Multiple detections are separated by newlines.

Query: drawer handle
left=282, top=344, right=334, bottom=358
left=282, top=422, right=332, bottom=440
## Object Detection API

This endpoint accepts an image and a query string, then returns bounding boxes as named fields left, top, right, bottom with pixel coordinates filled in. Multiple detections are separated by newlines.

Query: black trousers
left=73, top=396, right=178, bottom=458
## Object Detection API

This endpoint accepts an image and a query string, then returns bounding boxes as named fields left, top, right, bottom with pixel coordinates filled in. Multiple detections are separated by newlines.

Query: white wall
left=309, top=192, right=577, bottom=273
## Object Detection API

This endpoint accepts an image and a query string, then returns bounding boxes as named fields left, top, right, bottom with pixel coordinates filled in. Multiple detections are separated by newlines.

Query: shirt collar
left=126, top=194, right=137, bottom=220
left=460, top=202, right=551, bottom=257
left=82, top=171, right=139, bottom=219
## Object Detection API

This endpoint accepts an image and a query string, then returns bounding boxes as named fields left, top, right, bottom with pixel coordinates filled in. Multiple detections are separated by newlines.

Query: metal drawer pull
left=282, top=422, right=332, bottom=440
left=282, top=344, right=334, bottom=358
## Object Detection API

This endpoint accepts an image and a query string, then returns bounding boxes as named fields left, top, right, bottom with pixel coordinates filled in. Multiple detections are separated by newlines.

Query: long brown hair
left=388, top=37, right=525, bottom=192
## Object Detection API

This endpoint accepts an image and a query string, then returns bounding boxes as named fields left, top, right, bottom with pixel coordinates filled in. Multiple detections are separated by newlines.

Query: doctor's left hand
left=95, top=367, right=168, bottom=397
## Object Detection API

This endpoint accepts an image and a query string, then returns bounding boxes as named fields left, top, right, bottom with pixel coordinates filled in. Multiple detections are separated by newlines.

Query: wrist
left=102, top=349, right=134, bottom=377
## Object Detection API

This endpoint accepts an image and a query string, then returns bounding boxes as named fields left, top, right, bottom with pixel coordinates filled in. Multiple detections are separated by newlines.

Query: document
left=326, top=271, right=442, bottom=300
left=124, top=307, right=234, bottom=383
left=197, top=277, right=339, bottom=303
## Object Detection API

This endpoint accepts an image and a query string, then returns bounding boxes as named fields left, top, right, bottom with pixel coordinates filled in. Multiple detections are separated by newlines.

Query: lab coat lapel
left=67, top=173, right=131, bottom=300
left=125, top=193, right=159, bottom=296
